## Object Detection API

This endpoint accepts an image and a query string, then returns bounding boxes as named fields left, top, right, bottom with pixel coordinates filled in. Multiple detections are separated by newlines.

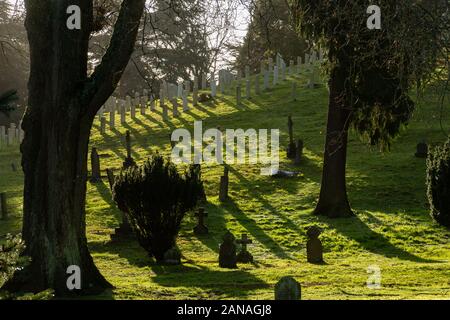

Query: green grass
left=1, top=69, right=450, bottom=300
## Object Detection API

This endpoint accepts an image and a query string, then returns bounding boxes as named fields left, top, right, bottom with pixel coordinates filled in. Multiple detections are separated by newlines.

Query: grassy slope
left=1, top=69, right=450, bottom=300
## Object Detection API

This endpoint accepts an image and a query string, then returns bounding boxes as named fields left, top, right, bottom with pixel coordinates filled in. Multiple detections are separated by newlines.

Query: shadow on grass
left=317, top=213, right=439, bottom=263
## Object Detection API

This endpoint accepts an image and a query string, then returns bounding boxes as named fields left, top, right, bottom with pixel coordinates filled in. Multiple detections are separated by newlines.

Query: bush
left=427, top=136, right=450, bottom=227
left=113, top=154, right=205, bottom=262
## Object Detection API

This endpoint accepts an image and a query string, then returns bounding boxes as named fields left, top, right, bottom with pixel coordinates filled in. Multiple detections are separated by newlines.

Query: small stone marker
left=275, top=276, right=301, bottom=300
left=109, top=111, right=115, bottom=129
left=219, top=166, right=229, bottom=202
left=120, top=101, right=126, bottom=125
left=0, top=193, right=7, bottom=220
left=171, top=98, right=180, bottom=118
left=110, top=211, right=134, bottom=241
left=415, top=141, right=428, bottom=158
left=246, top=79, right=251, bottom=99
left=287, top=116, right=296, bottom=159
left=219, top=230, right=237, bottom=269
left=90, top=147, right=101, bottom=183
left=294, top=139, right=303, bottom=166
left=182, top=90, right=189, bottom=112
left=100, top=116, right=106, bottom=134
left=291, top=82, right=297, bottom=101
left=306, top=226, right=324, bottom=264
left=255, top=74, right=261, bottom=95
left=163, top=247, right=182, bottom=265
left=193, top=207, right=208, bottom=235
left=273, top=66, right=279, bottom=86
left=236, top=85, right=242, bottom=107
left=236, top=233, right=253, bottom=263
left=123, top=130, right=136, bottom=169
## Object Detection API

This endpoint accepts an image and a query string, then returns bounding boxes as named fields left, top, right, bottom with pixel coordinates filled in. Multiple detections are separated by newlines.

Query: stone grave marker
left=236, top=233, right=253, bottom=263
left=415, top=141, right=428, bottom=158
left=120, top=101, right=126, bottom=125
left=90, top=147, right=101, bottom=183
left=294, top=139, right=303, bottom=166
left=178, top=81, right=183, bottom=98
left=109, top=111, right=115, bottom=130
left=287, top=116, right=296, bottom=159
left=193, top=207, right=208, bottom=235
left=171, top=98, right=180, bottom=118
left=193, top=78, right=199, bottom=106
left=275, top=277, right=301, bottom=300
left=306, top=226, right=324, bottom=264
left=219, top=230, right=237, bottom=268
left=0, top=193, right=7, bottom=220
left=100, top=116, right=106, bottom=134
left=123, top=130, right=136, bottom=169
left=219, top=165, right=229, bottom=202
left=182, top=90, right=189, bottom=112
left=273, top=66, right=279, bottom=86
left=163, top=247, right=182, bottom=265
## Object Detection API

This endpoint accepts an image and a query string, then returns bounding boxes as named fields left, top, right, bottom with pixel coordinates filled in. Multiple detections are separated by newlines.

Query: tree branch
left=83, top=0, right=145, bottom=116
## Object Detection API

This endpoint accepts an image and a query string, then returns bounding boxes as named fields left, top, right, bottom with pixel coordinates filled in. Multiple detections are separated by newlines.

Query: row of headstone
left=0, top=123, right=24, bottom=149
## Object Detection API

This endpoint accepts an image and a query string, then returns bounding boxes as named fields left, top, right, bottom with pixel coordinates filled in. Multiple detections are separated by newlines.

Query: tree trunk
left=7, top=0, right=145, bottom=296
left=314, top=64, right=353, bottom=218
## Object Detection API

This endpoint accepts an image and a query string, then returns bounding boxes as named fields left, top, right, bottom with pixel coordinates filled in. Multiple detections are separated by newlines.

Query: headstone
left=0, top=193, right=7, bottom=220
left=130, top=104, right=136, bottom=119
left=171, top=98, right=180, bottom=118
left=219, top=166, right=229, bottom=202
left=415, top=141, right=428, bottom=158
left=109, top=111, right=115, bottom=130
left=287, top=116, right=296, bottom=159
left=134, top=92, right=141, bottom=108
left=184, top=80, right=191, bottom=93
left=245, top=79, right=251, bottom=99
left=123, top=130, right=136, bottom=168
left=126, top=95, right=132, bottom=111
left=289, top=60, right=294, bottom=75
left=219, top=231, right=237, bottom=268
left=182, top=90, right=189, bottom=112
left=291, top=82, right=297, bottom=101
left=255, top=74, right=261, bottom=95
left=263, top=70, right=270, bottom=90
left=275, top=277, right=301, bottom=300
left=294, top=139, right=303, bottom=166
left=110, top=210, right=134, bottom=241
left=211, top=72, right=217, bottom=97
left=177, top=81, right=183, bottom=98
left=150, top=97, right=156, bottom=111
left=273, top=66, right=279, bottom=86
left=193, top=207, right=208, bottom=235
left=236, top=85, right=242, bottom=107
left=120, top=101, right=126, bottom=124
left=306, top=226, right=324, bottom=264
left=236, top=233, right=253, bottom=263
left=100, top=116, right=106, bottom=134
left=202, top=73, right=207, bottom=90
left=163, top=247, right=182, bottom=265
left=193, top=78, right=199, bottom=106
left=268, top=57, right=273, bottom=73
left=90, top=147, right=101, bottom=183
left=307, top=66, right=319, bottom=89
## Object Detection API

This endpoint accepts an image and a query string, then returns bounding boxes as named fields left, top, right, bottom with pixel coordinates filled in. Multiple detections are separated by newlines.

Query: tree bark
left=314, top=63, right=353, bottom=218
left=8, top=0, right=145, bottom=296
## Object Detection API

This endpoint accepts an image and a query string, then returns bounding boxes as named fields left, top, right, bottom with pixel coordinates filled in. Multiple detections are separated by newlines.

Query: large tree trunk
left=314, top=64, right=353, bottom=218
left=8, top=0, right=145, bottom=296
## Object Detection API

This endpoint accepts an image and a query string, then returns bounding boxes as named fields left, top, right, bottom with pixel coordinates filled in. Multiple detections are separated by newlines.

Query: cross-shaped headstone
left=236, top=233, right=253, bottom=263
left=193, top=207, right=209, bottom=235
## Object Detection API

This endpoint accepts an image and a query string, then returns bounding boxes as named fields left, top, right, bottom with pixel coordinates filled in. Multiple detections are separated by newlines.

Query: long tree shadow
left=150, top=264, right=270, bottom=298
left=316, top=213, right=439, bottom=263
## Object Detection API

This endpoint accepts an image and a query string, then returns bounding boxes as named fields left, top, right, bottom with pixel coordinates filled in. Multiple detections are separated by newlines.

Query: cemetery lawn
left=1, top=72, right=450, bottom=300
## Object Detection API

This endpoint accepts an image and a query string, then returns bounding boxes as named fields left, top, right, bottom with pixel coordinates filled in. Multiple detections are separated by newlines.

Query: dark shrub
left=113, top=154, right=205, bottom=261
left=427, top=136, right=450, bottom=227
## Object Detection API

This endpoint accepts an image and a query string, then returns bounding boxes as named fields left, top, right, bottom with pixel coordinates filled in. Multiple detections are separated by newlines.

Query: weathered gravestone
left=236, top=85, right=242, bottom=107
left=100, top=116, right=106, bottom=134
left=193, top=207, right=209, bottom=235
left=219, top=166, right=229, bottom=202
left=274, top=276, right=301, bottom=300
left=287, top=116, right=296, bottom=159
left=182, top=90, right=189, bottom=112
left=219, top=231, right=237, bottom=268
left=123, top=130, right=136, bottom=169
left=294, top=139, right=303, bottom=166
left=0, top=193, right=8, bottom=220
left=171, top=98, right=180, bottom=118
left=90, top=147, right=102, bottom=183
left=415, top=141, right=428, bottom=158
left=306, top=226, right=324, bottom=264
left=163, top=247, right=182, bottom=265
left=236, top=233, right=253, bottom=263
